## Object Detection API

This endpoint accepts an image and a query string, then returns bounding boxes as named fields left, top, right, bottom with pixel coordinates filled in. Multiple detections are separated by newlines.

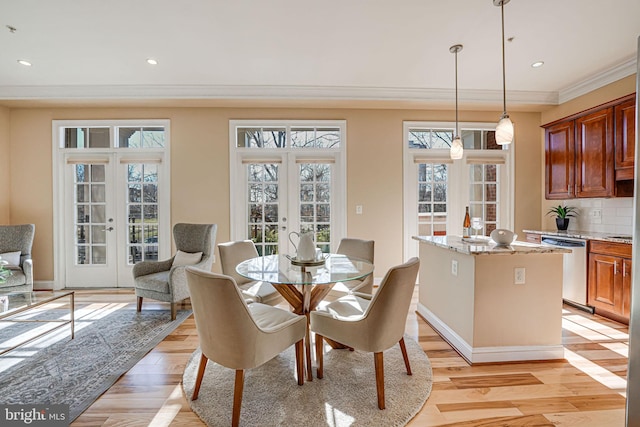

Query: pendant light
left=494, top=0, right=513, bottom=145
left=450, top=44, right=464, bottom=160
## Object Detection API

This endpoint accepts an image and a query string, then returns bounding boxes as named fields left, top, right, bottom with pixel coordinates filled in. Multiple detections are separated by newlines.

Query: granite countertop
left=412, top=235, right=571, bottom=255
left=523, top=229, right=633, bottom=244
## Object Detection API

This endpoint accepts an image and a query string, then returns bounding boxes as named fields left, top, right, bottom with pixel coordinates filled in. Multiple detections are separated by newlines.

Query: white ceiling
left=1, top=0, right=639, bottom=109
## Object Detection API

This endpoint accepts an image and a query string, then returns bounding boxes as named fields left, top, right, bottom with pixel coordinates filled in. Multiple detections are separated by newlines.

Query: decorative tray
left=285, top=254, right=326, bottom=267
left=461, top=237, right=491, bottom=245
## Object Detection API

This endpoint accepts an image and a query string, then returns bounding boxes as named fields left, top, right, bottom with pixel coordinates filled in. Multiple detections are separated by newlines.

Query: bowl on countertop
left=490, top=229, right=517, bottom=245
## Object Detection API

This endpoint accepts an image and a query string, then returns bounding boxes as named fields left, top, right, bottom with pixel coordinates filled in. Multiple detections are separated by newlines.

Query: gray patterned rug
left=0, top=302, right=191, bottom=421
left=182, top=335, right=432, bottom=426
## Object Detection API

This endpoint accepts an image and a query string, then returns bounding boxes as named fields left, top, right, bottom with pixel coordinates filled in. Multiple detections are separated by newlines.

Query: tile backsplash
left=546, top=198, right=633, bottom=235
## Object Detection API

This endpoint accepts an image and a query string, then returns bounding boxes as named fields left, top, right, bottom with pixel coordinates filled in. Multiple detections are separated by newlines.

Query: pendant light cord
left=455, top=48, right=459, bottom=136
left=501, top=1, right=507, bottom=115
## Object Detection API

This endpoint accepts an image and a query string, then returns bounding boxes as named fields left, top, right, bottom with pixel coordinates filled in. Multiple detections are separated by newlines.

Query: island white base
left=415, top=237, right=566, bottom=365
left=417, top=304, right=565, bottom=364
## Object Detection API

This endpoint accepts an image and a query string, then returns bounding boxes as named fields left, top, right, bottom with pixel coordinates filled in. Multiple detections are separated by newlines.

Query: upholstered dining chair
left=310, top=257, right=420, bottom=410
left=0, top=224, right=35, bottom=293
left=185, top=267, right=306, bottom=427
left=328, top=237, right=375, bottom=298
left=218, top=240, right=283, bottom=306
left=133, top=223, right=217, bottom=320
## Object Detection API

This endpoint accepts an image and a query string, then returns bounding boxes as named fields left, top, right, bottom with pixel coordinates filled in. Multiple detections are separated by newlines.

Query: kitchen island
left=414, top=235, right=570, bottom=364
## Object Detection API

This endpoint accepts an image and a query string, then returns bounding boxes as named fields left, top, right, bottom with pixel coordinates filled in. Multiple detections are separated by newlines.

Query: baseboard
left=416, top=303, right=565, bottom=364
left=34, top=280, right=58, bottom=290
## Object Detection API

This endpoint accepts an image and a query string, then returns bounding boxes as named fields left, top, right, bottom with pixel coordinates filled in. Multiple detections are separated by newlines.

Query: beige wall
left=539, top=75, right=637, bottom=230
left=0, top=107, right=10, bottom=223
left=4, top=104, right=545, bottom=285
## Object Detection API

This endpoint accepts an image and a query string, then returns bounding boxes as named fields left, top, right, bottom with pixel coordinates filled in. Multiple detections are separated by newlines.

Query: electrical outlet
left=514, top=267, right=525, bottom=284
left=591, top=208, right=602, bottom=224
left=451, top=260, right=458, bottom=277
left=356, top=205, right=363, bottom=215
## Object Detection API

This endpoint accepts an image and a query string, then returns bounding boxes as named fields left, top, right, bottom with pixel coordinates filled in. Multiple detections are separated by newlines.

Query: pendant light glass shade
left=496, top=113, right=513, bottom=145
left=449, top=44, right=463, bottom=159
left=494, top=0, right=512, bottom=145
left=450, top=136, right=464, bottom=159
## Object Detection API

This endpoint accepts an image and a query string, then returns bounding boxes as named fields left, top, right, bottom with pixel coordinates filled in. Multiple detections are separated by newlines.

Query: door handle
left=102, top=227, right=114, bottom=232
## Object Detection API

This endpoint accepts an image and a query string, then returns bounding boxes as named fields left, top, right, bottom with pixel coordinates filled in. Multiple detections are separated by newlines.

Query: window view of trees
left=127, top=164, right=159, bottom=264
left=238, top=125, right=339, bottom=254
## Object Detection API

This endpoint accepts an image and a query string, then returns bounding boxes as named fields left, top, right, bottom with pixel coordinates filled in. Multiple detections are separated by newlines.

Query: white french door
left=230, top=121, right=346, bottom=255
left=54, top=120, right=170, bottom=289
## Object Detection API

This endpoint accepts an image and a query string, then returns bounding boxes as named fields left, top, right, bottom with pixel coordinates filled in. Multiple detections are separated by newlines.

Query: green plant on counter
left=546, top=205, right=578, bottom=219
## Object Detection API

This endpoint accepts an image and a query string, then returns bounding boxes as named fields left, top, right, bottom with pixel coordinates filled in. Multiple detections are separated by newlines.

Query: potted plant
left=546, top=205, right=578, bottom=231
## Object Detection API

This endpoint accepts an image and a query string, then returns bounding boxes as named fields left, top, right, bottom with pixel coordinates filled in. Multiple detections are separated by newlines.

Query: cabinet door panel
left=576, top=108, right=614, bottom=198
left=588, top=253, right=621, bottom=313
left=545, top=121, right=574, bottom=199
left=614, top=98, right=636, bottom=180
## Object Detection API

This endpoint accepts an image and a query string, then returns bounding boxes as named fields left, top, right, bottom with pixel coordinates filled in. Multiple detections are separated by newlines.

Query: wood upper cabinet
left=615, top=97, right=636, bottom=180
left=543, top=93, right=635, bottom=199
left=575, top=107, right=614, bottom=198
left=545, top=121, right=575, bottom=199
left=588, top=240, right=632, bottom=324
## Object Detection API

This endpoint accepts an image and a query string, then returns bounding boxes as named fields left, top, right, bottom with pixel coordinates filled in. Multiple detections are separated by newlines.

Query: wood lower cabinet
left=588, top=240, right=632, bottom=324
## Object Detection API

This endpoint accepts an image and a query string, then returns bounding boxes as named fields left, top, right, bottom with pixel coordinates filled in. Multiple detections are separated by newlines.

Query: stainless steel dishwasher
left=541, top=235, right=593, bottom=313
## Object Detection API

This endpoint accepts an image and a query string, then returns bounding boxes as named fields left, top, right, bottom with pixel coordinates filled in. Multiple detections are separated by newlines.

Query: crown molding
left=558, top=56, right=637, bottom=104
left=0, top=84, right=558, bottom=108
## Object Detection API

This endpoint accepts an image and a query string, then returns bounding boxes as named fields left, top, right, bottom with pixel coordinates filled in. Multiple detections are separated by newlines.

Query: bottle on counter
left=463, top=206, right=471, bottom=238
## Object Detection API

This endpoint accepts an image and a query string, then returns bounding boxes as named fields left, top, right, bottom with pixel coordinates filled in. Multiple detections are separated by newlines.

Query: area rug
left=0, top=302, right=191, bottom=421
left=182, top=335, right=432, bottom=426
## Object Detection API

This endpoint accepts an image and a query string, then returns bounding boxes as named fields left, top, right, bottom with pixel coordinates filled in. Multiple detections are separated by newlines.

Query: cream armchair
left=218, top=240, right=283, bottom=306
left=0, top=224, right=35, bottom=293
left=133, top=223, right=217, bottom=320
left=310, top=257, right=420, bottom=409
left=186, top=268, right=306, bottom=427
left=328, top=237, right=375, bottom=298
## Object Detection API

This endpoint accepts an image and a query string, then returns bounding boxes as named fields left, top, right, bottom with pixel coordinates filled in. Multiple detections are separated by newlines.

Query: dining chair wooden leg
left=374, top=352, right=385, bottom=410
left=192, top=353, right=208, bottom=400
left=232, top=370, right=245, bottom=427
left=399, top=337, right=412, bottom=375
left=136, top=296, right=143, bottom=312
left=295, top=339, right=305, bottom=385
left=315, top=334, right=324, bottom=379
left=170, top=302, right=177, bottom=321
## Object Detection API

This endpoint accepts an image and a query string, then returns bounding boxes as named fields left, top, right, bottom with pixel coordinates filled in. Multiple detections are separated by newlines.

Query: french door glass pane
left=247, top=163, right=280, bottom=256
left=469, top=164, right=500, bottom=236
left=74, top=164, right=107, bottom=265
left=417, top=163, right=448, bottom=236
left=127, top=164, right=159, bottom=264
left=299, top=163, right=332, bottom=253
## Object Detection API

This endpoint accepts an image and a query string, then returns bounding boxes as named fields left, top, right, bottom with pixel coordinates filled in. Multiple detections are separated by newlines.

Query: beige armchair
left=328, top=237, right=375, bottom=297
left=133, top=223, right=217, bottom=320
left=0, top=224, right=35, bottom=293
left=186, top=267, right=306, bottom=427
left=218, top=240, right=283, bottom=306
left=310, top=257, right=420, bottom=409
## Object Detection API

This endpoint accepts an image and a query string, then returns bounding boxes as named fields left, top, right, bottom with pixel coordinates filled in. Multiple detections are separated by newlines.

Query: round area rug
left=182, top=336, right=432, bottom=426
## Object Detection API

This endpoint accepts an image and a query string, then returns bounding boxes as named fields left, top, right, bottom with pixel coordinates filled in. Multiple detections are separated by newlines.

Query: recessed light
left=146, top=58, right=158, bottom=65
left=531, top=61, right=544, bottom=68
left=17, top=59, right=32, bottom=67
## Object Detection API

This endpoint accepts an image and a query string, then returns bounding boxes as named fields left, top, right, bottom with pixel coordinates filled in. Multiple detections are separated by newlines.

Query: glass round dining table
left=236, top=253, right=374, bottom=381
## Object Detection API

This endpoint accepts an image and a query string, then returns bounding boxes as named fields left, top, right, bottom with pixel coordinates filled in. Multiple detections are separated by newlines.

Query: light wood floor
left=66, top=289, right=628, bottom=426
